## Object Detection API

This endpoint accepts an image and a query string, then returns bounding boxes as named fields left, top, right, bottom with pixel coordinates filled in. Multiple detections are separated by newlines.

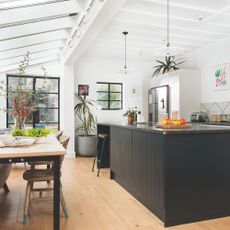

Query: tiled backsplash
left=201, top=101, right=230, bottom=121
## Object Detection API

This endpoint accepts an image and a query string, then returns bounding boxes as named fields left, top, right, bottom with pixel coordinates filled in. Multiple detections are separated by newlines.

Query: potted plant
left=123, top=107, right=140, bottom=125
left=152, top=56, right=184, bottom=77
left=74, top=93, right=97, bottom=156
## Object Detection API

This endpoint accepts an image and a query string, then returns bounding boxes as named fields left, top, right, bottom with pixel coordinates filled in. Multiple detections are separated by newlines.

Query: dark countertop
left=98, top=122, right=230, bottom=135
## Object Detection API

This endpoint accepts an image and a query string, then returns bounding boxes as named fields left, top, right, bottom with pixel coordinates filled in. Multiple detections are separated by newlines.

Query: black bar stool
left=92, top=134, right=108, bottom=177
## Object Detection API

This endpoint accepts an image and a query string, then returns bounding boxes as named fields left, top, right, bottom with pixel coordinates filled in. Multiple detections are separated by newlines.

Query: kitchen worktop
left=98, top=122, right=230, bottom=134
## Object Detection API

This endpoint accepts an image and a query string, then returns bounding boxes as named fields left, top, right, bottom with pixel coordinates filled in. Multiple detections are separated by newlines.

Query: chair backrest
left=55, top=130, right=64, bottom=141
left=59, top=135, right=70, bottom=167
left=59, top=135, right=70, bottom=150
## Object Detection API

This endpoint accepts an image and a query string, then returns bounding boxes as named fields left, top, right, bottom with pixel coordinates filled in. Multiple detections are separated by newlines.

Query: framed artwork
left=214, top=63, right=229, bottom=91
left=78, top=84, right=89, bottom=96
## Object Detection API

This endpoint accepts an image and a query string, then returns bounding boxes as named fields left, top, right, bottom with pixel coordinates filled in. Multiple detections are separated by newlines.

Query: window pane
left=8, top=76, right=33, bottom=90
left=38, top=94, right=58, bottom=108
left=39, top=108, right=58, bottom=123
left=97, top=92, right=108, bottom=100
left=45, top=124, right=59, bottom=132
left=110, top=93, right=121, bottom=100
left=36, top=78, right=58, bottom=93
left=110, top=84, right=122, bottom=92
left=110, top=101, right=122, bottom=109
left=97, top=83, right=108, bottom=91
left=97, top=101, right=108, bottom=109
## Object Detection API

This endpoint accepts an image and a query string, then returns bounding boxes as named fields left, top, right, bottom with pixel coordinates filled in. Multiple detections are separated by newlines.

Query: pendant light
left=118, top=31, right=129, bottom=74
left=155, top=0, right=184, bottom=56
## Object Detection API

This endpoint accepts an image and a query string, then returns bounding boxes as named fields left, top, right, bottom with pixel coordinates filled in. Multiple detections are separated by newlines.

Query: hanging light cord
left=166, top=0, right=170, bottom=47
left=123, top=31, right=128, bottom=69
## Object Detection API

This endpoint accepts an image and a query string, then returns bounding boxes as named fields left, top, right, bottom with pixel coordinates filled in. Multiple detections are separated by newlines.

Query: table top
left=0, top=136, right=65, bottom=159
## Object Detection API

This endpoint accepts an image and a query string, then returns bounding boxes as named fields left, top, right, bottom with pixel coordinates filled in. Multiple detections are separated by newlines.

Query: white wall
left=197, top=36, right=230, bottom=103
left=74, top=57, right=153, bottom=123
left=0, top=60, right=61, bottom=129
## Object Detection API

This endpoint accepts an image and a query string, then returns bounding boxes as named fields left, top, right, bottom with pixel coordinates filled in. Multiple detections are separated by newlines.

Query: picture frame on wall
left=214, top=63, right=230, bottom=91
left=78, top=84, right=89, bottom=96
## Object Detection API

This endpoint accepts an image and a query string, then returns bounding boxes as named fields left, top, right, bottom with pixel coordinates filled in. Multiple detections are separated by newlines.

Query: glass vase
left=13, top=115, right=26, bottom=130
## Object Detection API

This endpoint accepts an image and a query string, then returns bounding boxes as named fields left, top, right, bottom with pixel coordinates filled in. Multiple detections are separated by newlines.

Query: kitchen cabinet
left=150, top=69, right=201, bottom=120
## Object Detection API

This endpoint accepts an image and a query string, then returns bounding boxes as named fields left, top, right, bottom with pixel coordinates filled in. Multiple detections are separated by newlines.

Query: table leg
left=53, top=156, right=61, bottom=230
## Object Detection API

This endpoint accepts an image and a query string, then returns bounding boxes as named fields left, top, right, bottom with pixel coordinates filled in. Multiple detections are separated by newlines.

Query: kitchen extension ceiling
left=83, top=0, right=230, bottom=59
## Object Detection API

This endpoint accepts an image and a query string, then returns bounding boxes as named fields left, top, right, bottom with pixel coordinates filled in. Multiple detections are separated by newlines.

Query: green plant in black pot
left=152, top=56, right=185, bottom=77
left=74, top=93, right=97, bottom=156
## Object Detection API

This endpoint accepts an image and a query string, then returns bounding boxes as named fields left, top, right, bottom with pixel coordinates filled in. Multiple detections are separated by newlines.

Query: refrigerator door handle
left=160, top=98, right=165, bottom=109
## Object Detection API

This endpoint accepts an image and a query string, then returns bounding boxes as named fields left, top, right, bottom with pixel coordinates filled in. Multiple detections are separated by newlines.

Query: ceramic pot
left=128, top=116, right=134, bottom=125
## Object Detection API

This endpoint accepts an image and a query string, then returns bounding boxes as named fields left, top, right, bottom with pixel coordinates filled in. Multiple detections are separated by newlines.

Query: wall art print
left=214, top=63, right=229, bottom=91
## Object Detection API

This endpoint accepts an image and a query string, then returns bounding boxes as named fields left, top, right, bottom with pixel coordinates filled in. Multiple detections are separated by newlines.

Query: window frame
left=6, top=74, right=60, bottom=130
left=96, top=82, right=123, bottom=110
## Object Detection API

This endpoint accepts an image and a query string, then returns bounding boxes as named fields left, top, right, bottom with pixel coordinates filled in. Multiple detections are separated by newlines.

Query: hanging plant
left=152, top=56, right=185, bottom=77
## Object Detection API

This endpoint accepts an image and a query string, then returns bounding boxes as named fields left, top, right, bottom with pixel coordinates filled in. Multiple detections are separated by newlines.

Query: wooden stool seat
left=23, top=169, right=59, bottom=182
left=98, top=134, right=108, bottom=139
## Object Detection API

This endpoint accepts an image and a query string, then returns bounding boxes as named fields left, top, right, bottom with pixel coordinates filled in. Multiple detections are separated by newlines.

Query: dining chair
left=0, top=164, right=12, bottom=193
left=22, top=135, right=70, bottom=224
left=28, top=130, right=64, bottom=170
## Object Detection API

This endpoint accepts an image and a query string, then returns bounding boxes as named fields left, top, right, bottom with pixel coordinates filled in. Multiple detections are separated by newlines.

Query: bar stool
left=92, top=134, right=108, bottom=177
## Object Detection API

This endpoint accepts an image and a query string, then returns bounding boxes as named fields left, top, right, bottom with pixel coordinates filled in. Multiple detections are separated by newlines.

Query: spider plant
left=74, top=93, right=95, bottom=136
left=152, top=56, right=185, bottom=77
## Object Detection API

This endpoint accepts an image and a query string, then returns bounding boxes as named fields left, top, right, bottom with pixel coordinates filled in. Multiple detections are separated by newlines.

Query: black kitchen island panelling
left=103, top=123, right=230, bottom=227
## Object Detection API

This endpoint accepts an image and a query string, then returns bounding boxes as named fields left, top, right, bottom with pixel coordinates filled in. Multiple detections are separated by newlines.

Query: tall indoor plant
left=74, top=93, right=97, bottom=156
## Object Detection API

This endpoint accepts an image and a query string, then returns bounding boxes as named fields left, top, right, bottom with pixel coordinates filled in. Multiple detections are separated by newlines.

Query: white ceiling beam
left=0, top=55, right=59, bottom=73
left=139, top=0, right=218, bottom=13
left=0, top=0, right=79, bottom=26
left=102, top=27, right=215, bottom=43
left=0, top=17, right=73, bottom=41
left=0, top=40, right=65, bottom=61
left=0, top=30, right=68, bottom=52
left=0, top=49, right=61, bottom=67
left=113, top=18, right=227, bottom=36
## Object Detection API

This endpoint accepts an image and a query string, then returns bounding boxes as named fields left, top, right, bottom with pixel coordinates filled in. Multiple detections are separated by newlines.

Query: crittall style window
left=6, top=75, right=60, bottom=131
left=96, top=82, right=123, bottom=110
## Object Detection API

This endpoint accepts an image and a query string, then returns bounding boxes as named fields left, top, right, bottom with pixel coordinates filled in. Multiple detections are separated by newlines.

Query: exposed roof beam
left=0, top=0, right=70, bottom=11
left=0, top=0, right=79, bottom=26
left=0, top=30, right=68, bottom=52
left=0, top=40, right=65, bottom=60
left=140, top=0, right=218, bottom=13
left=113, top=18, right=228, bottom=36
left=0, top=17, right=72, bottom=42
left=0, top=49, right=61, bottom=67
left=1, top=55, right=59, bottom=73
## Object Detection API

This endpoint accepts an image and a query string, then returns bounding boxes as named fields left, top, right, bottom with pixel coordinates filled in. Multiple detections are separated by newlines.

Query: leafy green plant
left=152, top=56, right=185, bottom=77
left=12, top=128, right=50, bottom=137
left=74, top=93, right=95, bottom=136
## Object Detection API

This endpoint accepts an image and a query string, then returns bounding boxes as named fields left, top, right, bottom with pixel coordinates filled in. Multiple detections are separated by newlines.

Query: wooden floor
left=1, top=158, right=230, bottom=230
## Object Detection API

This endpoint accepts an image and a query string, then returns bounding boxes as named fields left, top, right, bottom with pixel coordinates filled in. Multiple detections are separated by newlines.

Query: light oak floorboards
left=0, top=157, right=230, bottom=230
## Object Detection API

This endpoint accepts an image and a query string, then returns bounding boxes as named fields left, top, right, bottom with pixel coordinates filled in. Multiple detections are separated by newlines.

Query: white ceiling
left=0, top=0, right=92, bottom=71
left=83, top=0, right=230, bottom=60
left=2, top=0, right=230, bottom=70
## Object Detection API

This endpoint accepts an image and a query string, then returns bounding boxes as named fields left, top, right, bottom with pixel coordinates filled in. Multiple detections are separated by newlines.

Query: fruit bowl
left=155, top=118, right=192, bottom=129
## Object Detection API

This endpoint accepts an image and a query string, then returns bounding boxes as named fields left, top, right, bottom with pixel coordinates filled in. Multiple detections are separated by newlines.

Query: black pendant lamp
left=119, top=31, right=129, bottom=74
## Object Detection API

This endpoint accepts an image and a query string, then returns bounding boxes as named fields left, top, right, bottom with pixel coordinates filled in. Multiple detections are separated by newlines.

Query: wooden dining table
left=0, top=136, right=66, bottom=230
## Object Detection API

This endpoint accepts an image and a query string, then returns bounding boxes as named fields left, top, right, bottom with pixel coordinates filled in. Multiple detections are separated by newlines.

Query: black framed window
left=97, top=82, right=123, bottom=110
left=6, top=74, right=60, bottom=131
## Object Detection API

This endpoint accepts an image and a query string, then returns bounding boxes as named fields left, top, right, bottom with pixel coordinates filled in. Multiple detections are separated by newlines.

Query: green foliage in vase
left=74, top=93, right=96, bottom=136
left=12, top=128, right=50, bottom=137
left=152, top=56, right=185, bottom=77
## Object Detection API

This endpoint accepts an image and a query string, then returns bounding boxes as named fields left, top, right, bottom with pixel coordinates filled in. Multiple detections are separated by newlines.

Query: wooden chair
left=28, top=131, right=64, bottom=170
left=22, top=135, right=70, bottom=224
left=0, top=164, right=12, bottom=193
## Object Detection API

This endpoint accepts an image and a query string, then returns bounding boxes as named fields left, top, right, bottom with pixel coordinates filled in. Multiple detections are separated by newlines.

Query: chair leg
left=60, top=187, right=68, bottom=218
left=92, top=155, right=96, bottom=172
left=3, top=183, right=9, bottom=193
left=47, top=164, right=51, bottom=183
left=23, top=182, right=32, bottom=225
left=97, top=139, right=106, bottom=177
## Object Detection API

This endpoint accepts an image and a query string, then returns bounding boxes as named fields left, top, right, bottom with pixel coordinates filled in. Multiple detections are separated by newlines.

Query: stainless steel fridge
left=148, top=85, right=169, bottom=123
